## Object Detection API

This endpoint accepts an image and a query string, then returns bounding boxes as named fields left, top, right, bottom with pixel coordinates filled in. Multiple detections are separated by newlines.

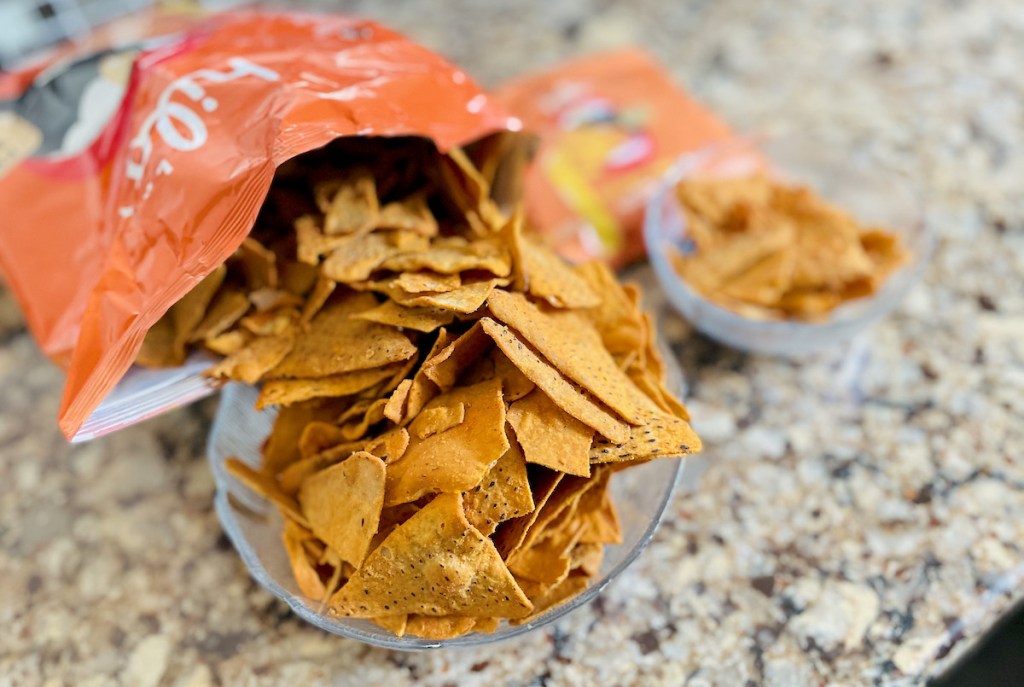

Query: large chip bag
left=0, top=10, right=518, bottom=441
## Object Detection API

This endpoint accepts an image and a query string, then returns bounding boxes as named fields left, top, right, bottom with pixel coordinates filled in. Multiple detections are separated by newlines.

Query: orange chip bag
left=0, top=10, right=517, bottom=440
left=495, top=48, right=734, bottom=267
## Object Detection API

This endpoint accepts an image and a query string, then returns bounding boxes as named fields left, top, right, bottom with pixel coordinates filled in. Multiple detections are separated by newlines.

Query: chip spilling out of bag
left=144, top=134, right=700, bottom=639
left=669, top=174, right=910, bottom=320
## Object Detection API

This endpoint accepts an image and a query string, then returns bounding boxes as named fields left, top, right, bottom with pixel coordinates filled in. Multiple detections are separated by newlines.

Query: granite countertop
left=2, top=0, right=1023, bottom=685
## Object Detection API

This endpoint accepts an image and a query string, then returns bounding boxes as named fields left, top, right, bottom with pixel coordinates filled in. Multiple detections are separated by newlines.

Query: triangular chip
left=385, top=378, right=508, bottom=506
left=404, top=615, right=478, bottom=640
left=518, top=236, right=600, bottom=308
left=295, top=215, right=352, bottom=265
left=380, top=236, right=510, bottom=277
left=574, top=262, right=645, bottom=356
left=378, top=192, right=438, bottom=236
left=171, top=264, right=227, bottom=358
left=206, top=331, right=295, bottom=384
left=321, top=169, right=379, bottom=235
left=268, top=294, right=416, bottom=379
left=363, top=428, right=410, bottom=464
left=570, top=542, right=604, bottom=577
left=479, top=318, right=628, bottom=443
left=507, top=518, right=587, bottom=586
left=372, top=615, right=409, bottom=636
left=237, top=237, right=278, bottom=290
left=507, top=389, right=593, bottom=477
left=263, top=400, right=342, bottom=476
left=189, top=286, right=251, bottom=343
left=298, top=451, right=385, bottom=567
left=329, top=493, right=532, bottom=618
left=421, top=321, right=491, bottom=392
left=135, top=317, right=177, bottom=368
left=392, top=271, right=461, bottom=294
left=463, top=426, right=535, bottom=536
left=398, top=279, right=506, bottom=314
left=321, top=231, right=428, bottom=283
left=225, top=457, right=307, bottom=527
left=509, top=573, right=589, bottom=625
left=204, top=329, right=252, bottom=356
left=590, top=408, right=701, bottom=463
left=282, top=520, right=327, bottom=600
left=256, top=364, right=400, bottom=409
left=409, top=402, right=466, bottom=440
left=492, top=469, right=563, bottom=560
left=352, top=300, right=456, bottom=333
left=487, top=290, right=658, bottom=426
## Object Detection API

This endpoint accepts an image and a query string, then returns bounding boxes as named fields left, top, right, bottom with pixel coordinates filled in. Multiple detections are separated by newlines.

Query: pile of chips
left=138, top=135, right=700, bottom=639
left=670, top=174, right=909, bottom=320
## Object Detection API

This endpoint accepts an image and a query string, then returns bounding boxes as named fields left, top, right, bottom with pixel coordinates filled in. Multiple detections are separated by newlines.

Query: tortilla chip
left=321, top=231, right=428, bottom=283
left=239, top=306, right=300, bottom=337
left=378, top=192, right=439, bottom=236
left=510, top=574, right=590, bottom=625
left=256, top=364, right=399, bottom=409
left=372, top=615, right=409, bottom=636
left=507, top=518, right=587, bottom=586
left=574, top=262, right=645, bottom=356
left=570, top=542, right=604, bottom=577
left=363, top=428, right=410, bottom=464
left=207, top=331, right=295, bottom=384
left=280, top=259, right=320, bottom=296
left=338, top=398, right=388, bottom=441
left=463, top=426, right=535, bottom=536
left=384, top=379, right=414, bottom=424
left=404, top=615, right=478, bottom=640
left=398, top=279, right=506, bottom=314
left=237, top=237, right=278, bottom=290
left=518, top=236, right=600, bottom=309
left=295, top=215, right=351, bottom=265
left=301, top=276, right=336, bottom=324
left=507, top=389, right=593, bottom=477
left=353, top=300, right=456, bottom=333
left=190, top=287, right=251, bottom=343
left=473, top=617, right=501, bottom=634
left=393, top=271, right=461, bottom=294
left=225, top=457, right=307, bottom=527
left=386, top=329, right=456, bottom=425
left=487, top=290, right=658, bottom=426
left=492, top=469, right=564, bottom=560
left=298, top=422, right=356, bottom=460
left=385, top=378, right=508, bottom=506
left=479, top=318, right=629, bottom=444
left=409, top=402, right=466, bottom=440
left=590, top=407, right=702, bottom=463
left=204, top=329, right=252, bottom=356
left=248, top=287, right=303, bottom=314
left=329, top=493, right=532, bottom=618
left=282, top=520, right=327, bottom=600
left=279, top=440, right=369, bottom=496
left=268, top=294, right=416, bottom=379
left=380, top=236, right=511, bottom=277
left=298, top=451, right=385, bottom=567
left=263, top=400, right=341, bottom=476
left=321, top=170, right=380, bottom=235
left=421, top=321, right=491, bottom=392
left=171, top=264, right=228, bottom=358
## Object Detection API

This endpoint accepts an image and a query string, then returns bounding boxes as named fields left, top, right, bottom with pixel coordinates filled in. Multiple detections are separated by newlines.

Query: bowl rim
left=208, top=380, right=686, bottom=650
left=643, top=135, right=935, bottom=335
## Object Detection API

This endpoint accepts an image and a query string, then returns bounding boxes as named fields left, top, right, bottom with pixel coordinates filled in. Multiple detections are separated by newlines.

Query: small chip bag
left=495, top=48, right=734, bottom=267
left=0, top=10, right=518, bottom=440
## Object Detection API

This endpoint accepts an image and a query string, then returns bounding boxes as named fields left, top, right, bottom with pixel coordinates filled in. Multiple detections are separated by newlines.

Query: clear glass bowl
left=643, top=136, right=933, bottom=356
left=206, top=348, right=690, bottom=649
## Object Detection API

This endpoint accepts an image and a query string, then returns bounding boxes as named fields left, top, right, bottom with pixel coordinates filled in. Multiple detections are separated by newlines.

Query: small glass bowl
left=206, top=347, right=690, bottom=649
left=643, top=136, right=933, bottom=356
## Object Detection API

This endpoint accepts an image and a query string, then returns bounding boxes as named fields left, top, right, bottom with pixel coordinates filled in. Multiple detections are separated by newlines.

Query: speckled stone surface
left=2, top=1, right=1023, bottom=685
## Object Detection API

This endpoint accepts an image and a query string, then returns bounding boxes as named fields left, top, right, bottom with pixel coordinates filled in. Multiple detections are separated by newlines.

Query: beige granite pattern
left=2, top=0, right=1024, bottom=685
